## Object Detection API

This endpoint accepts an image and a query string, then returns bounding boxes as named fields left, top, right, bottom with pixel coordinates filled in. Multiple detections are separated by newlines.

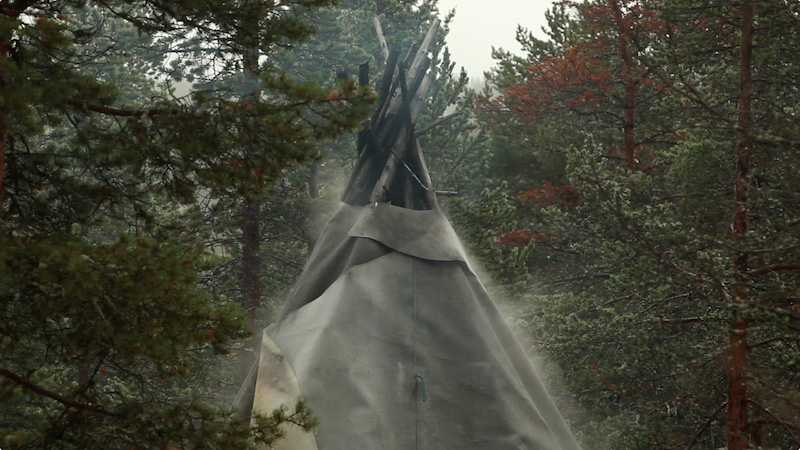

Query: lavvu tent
left=237, top=18, right=581, bottom=450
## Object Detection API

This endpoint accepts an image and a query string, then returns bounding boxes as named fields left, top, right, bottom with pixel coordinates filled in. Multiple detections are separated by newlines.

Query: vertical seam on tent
left=413, top=261, right=426, bottom=400
left=413, top=259, right=418, bottom=366
left=412, top=259, right=427, bottom=449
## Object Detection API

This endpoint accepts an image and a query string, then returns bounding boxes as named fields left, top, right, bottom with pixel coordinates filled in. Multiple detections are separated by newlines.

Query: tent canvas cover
left=237, top=19, right=580, bottom=449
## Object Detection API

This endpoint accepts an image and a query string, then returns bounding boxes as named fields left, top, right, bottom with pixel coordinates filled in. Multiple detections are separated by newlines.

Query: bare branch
left=414, top=112, right=462, bottom=139
left=372, top=15, right=390, bottom=62
left=749, top=399, right=800, bottom=445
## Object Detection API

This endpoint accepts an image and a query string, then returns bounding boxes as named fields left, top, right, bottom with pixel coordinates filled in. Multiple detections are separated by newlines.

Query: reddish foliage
left=489, top=39, right=616, bottom=125
left=530, top=232, right=550, bottom=243
left=478, top=0, right=669, bottom=143
left=520, top=181, right=580, bottom=209
left=495, top=229, right=534, bottom=248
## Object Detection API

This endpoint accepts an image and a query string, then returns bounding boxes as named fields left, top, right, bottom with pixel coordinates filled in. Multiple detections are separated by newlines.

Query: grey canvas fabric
left=251, top=202, right=581, bottom=449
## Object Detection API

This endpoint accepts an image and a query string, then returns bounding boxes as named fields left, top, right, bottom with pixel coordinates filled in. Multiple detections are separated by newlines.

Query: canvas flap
left=347, top=202, right=467, bottom=263
left=250, top=332, right=318, bottom=450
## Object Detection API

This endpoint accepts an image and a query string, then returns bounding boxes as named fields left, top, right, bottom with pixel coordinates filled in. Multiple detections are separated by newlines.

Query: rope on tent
left=413, top=374, right=427, bottom=401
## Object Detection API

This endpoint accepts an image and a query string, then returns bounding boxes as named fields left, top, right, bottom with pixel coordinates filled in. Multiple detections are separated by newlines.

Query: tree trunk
left=309, top=162, right=320, bottom=199
left=621, top=66, right=636, bottom=169
left=1, top=37, right=8, bottom=217
left=0, top=129, right=6, bottom=217
left=239, top=24, right=263, bottom=379
left=1, top=0, right=34, bottom=215
left=607, top=0, right=637, bottom=169
left=241, top=199, right=261, bottom=320
left=727, top=2, right=755, bottom=449
left=240, top=198, right=261, bottom=378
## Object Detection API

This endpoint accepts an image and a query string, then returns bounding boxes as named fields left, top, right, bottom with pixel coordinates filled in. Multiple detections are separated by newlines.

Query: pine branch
left=538, top=272, right=612, bottom=286
left=750, top=376, right=800, bottom=414
left=645, top=392, right=694, bottom=416
left=414, top=111, right=462, bottom=139
left=600, top=289, right=648, bottom=308
left=648, top=316, right=724, bottom=331
left=0, top=367, right=120, bottom=417
left=688, top=401, right=727, bottom=448
left=744, top=263, right=800, bottom=277
left=3, top=0, right=37, bottom=18
left=65, top=98, right=162, bottom=117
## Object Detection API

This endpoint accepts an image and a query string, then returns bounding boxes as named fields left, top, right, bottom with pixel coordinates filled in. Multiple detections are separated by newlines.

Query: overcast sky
left=436, top=0, right=553, bottom=82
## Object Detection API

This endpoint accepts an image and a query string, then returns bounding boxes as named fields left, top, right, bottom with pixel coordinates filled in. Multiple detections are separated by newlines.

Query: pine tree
left=479, top=0, right=800, bottom=447
left=0, top=1, right=370, bottom=447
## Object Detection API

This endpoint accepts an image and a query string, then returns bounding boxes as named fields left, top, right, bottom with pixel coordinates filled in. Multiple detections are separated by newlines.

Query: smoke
left=450, top=222, right=587, bottom=443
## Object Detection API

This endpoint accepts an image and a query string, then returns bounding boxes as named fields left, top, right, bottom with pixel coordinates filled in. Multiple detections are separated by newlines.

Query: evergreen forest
left=1, top=0, right=798, bottom=449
